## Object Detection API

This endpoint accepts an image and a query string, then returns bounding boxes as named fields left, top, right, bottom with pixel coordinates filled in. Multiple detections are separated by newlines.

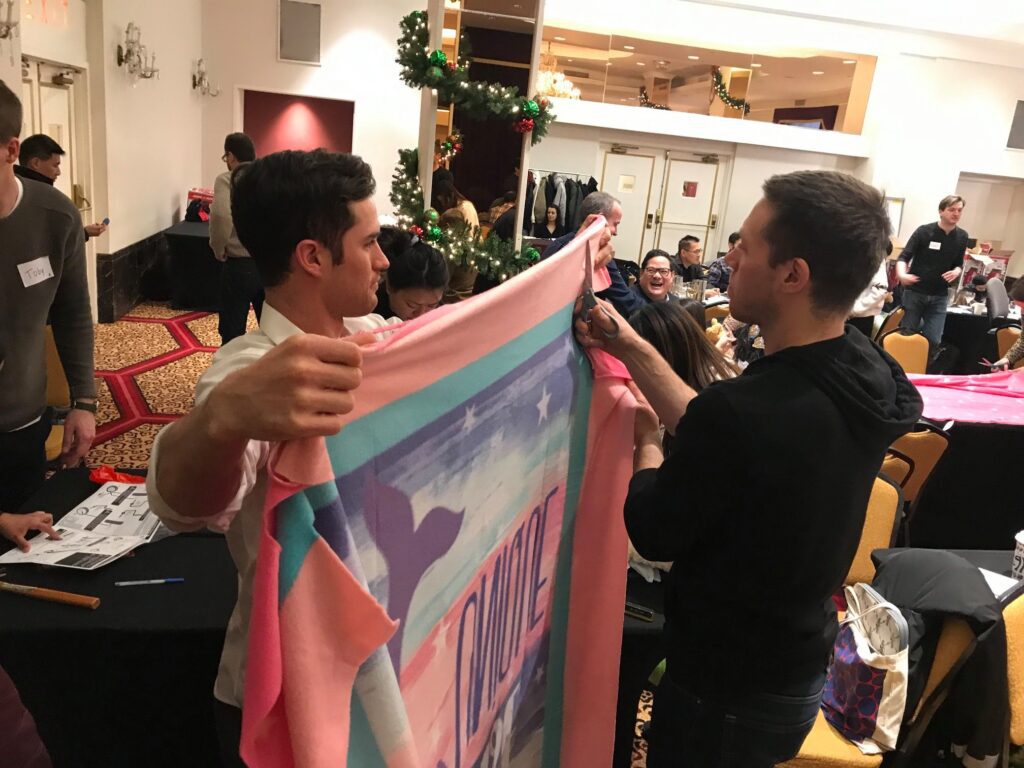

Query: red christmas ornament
left=514, top=118, right=535, bottom=134
left=410, top=225, right=424, bottom=237
left=448, top=61, right=457, bottom=71
left=454, top=143, right=462, bottom=151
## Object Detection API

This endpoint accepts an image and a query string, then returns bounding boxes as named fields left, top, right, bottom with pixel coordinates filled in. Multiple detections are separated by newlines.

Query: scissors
left=580, top=240, right=619, bottom=340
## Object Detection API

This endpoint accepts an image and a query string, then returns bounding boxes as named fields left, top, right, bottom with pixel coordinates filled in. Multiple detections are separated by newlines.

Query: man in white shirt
left=147, top=149, right=391, bottom=766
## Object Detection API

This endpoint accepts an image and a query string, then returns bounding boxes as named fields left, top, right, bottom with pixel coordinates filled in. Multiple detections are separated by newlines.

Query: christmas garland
left=396, top=10, right=555, bottom=143
left=437, top=131, right=463, bottom=163
left=639, top=86, right=671, bottom=111
left=711, top=67, right=751, bottom=114
left=389, top=149, right=541, bottom=282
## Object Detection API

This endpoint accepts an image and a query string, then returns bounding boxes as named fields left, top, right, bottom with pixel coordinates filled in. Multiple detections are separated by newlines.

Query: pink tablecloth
left=907, top=369, right=1024, bottom=426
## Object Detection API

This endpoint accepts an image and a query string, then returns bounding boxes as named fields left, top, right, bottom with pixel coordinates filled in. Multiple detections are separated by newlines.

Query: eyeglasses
left=221, top=153, right=230, bottom=162
left=644, top=267, right=672, bottom=277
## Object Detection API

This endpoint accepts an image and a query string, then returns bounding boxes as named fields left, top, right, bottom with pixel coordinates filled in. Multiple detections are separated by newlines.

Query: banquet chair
left=706, top=303, right=730, bottom=323
left=844, top=474, right=903, bottom=587
left=43, top=326, right=71, bottom=462
left=891, top=421, right=950, bottom=545
left=879, top=448, right=915, bottom=489
left=1003, top=585, right=1024, bottom=756
left=986, top=277, right=1010, bottom=320
left=879, top=330, right=928, bottom=375
left=779, top=616, right=977, bottom=768
left=874, top=307, right=904, bottom=342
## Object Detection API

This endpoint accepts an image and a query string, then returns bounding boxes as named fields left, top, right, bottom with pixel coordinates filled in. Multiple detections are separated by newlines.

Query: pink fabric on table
left=907, top=370, right=1024, bottom=425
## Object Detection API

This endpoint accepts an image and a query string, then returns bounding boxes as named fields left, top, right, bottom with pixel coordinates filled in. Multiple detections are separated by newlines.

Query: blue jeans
left=646, top=671, right=825, bottom=768
left=899, top=289, right=948, bottom=348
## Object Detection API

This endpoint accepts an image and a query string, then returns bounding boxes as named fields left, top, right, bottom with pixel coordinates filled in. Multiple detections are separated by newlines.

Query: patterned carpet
left=87, top=302, right=255, bottom=468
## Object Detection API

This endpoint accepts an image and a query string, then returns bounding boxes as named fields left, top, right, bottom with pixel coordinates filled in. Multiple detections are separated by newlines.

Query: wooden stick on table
left=0, top=580, right=101, bottom=610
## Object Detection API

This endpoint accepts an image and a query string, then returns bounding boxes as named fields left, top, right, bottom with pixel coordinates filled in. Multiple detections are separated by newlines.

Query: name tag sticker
left=928, top=241, right=942, bottom=250
left=17, top=256, right=54, bottom=288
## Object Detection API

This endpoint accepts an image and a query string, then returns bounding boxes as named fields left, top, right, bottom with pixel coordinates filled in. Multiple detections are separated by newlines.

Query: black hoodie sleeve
left=624, top=386, right=743, bottom=562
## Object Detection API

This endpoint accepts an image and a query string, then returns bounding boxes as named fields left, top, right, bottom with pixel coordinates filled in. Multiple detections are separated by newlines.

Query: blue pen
left=114, top=578, right=184, bottom=587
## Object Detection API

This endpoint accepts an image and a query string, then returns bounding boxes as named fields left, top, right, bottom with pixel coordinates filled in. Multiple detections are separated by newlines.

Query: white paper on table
left=58, top=482, right=164, bottom=542
left=978, top=567, right=1019, bottom=599
left=0, top=526, right=143, bottom=571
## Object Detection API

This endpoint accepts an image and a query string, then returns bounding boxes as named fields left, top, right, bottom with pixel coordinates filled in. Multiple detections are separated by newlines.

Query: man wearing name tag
left=897, top=195, right=969, bottom=353
left=0, top=80, right=97, bottom=514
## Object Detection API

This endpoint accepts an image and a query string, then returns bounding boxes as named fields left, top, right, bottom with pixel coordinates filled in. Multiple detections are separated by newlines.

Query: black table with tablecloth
left=908, top=420, right=1024, bottom=550
left=163, top=221, right=222, bottom=311
left=941, top=310, right=999, bottom=374
left=0, top=469, right=235, bottom=767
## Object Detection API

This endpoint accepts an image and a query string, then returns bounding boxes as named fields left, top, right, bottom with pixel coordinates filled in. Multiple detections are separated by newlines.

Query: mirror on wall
left=430, top=0, right=540, bottom=242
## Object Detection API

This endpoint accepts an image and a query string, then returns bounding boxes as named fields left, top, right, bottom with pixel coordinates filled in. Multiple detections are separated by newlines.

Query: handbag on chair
left=821, top=583, right=909, bottom=754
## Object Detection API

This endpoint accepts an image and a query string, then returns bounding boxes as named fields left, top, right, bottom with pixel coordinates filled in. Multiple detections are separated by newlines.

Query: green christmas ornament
left=424, top=208, right=440, bottom=224
left=521, top=99, right=540, bottom=118
left=428, top=49, right=448, bottom=67
left=524, top=246, right=540, bottom=262
left=441, top=141, right=452, bottom=152
left=428, top=225, right=443, bottom=240
left=426, top=66, right=444, bottom=83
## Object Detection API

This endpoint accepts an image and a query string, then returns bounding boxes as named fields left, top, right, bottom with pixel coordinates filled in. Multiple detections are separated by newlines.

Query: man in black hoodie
left=576, top=170, right=922, bottom=767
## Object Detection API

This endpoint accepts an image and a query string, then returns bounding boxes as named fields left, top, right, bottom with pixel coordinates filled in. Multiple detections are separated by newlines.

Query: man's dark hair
left=19, top=134, right=65, bottom=165
left=971, top=273, right=988, bottom=288
left=231, top=149, right=375, bottom=288
left=1009, top=277, right=1024, bottom=303
left=379, top=228, right=449, bottom=292
left=0, top=80, right=22, bottom=143
left=224, top=132, right=256, bottom=163
left=677, top=235, right=700, bottom=252
left=761, top=170, right=891, bottom=316
left=641, top=248, right=673, bottom=268
left=728, top=231, right=741, bottom=246
left=938, top=195, right=965, bottom=212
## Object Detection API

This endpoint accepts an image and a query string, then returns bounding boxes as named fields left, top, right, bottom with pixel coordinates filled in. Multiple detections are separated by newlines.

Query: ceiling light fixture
left=843, top=59, right=856, bottom=64
left=623, top=45, right=635, bottom=50
left=554, top=35, right=566, bottom=41
left=750, top=63, right=762, bottom=68
left=637, top=62, right=645, bottom=66
left=812, top=70, right=824, bottom=75
left=687, top=55, right=700, bottom=60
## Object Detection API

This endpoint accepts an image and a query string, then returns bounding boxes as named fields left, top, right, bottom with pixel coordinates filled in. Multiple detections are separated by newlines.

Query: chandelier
left=536, top=51, right=580, bottom=100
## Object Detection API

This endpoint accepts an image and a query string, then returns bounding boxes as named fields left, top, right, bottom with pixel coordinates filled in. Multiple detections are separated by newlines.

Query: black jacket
left=626, top=328, right=923, bottom=696
left=871, top=549, right=1008, bottom=767
left=14, top=164, right=92, bottom=241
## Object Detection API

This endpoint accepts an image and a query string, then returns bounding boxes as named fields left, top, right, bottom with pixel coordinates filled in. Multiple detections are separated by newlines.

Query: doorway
left=600, top=146, right=727, bottom=264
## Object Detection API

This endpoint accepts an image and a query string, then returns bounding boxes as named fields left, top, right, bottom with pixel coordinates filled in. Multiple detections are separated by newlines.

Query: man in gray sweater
left=0, top=80, right=96, bottom=520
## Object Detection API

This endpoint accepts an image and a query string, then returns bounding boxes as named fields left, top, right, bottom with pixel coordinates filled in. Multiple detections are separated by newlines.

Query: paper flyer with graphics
left=0, top=482, right=166, bottom=570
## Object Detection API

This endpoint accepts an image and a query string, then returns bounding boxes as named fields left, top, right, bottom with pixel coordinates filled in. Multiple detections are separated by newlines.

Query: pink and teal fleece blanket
left=241, top=222, right=636, bottom=767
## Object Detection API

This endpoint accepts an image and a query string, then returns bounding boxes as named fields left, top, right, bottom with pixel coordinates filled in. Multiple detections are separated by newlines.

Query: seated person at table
left=676, top=235, right=706, bottom=282
left=630, top=249, right=678, bottom=309
left=532, top=205, right=565, bottom=239
left=706, top=232, right=739, bottom=293
left=575, top=170, right=922, bottom=768
left=629, top=301, right=736, bottom=457
left=968, top=273, right=989, bottom=304
left=992, top=278, right=1024, bottom=369
left=375, top=227, right=447, bottom=321
left=146, top=150, right=391, bottom=767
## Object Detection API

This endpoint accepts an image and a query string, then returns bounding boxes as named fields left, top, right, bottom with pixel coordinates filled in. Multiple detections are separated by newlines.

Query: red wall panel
left=242, top=90, right=354, bottom=157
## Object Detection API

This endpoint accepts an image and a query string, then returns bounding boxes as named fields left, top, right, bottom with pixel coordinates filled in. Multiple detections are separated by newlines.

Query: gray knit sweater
left=1, top=177, right=95, bottom=432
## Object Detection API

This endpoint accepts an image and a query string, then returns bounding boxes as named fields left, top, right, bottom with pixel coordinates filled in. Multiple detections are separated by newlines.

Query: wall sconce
left=0, top=0, right=19, bottom=41
left=116, top=22, right=159, bottom=81
left=192, top=58, right=220, bottom=97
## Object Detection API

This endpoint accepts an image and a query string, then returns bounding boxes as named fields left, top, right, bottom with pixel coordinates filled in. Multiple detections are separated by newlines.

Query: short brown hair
left=939, top=195, right=965, bottom=211
left=0, top=79, right=22, bottom=143
left=761, top=170, right=891, bottom=315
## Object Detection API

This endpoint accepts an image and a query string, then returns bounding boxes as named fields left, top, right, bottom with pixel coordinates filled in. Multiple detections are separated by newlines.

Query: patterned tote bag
left=822, top=583, right=909, bottom=753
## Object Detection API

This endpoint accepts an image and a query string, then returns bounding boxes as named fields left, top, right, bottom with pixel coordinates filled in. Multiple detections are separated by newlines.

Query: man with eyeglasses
left=677, top=235, right=707, bottom=282
left=211, top=132, right=264, bottom=344
left=631, top=249, right=678, bottom=307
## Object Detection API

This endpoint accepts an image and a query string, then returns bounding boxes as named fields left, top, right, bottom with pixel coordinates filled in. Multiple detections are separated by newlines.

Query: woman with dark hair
left=629, top=302, right=737, bottom=456
left=532, top=205, right=565, bottom=239
left=376, top=227, right=449, bottom=321
left=676, top=298, right=706, bottom=329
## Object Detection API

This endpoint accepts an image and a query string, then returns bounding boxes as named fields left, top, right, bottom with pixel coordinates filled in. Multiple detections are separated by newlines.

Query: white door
left=655, top=158, right=719, bottom=262
left=600, top=151, right=656, bottom=264
left=38, top=81, right=74, bottom=199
